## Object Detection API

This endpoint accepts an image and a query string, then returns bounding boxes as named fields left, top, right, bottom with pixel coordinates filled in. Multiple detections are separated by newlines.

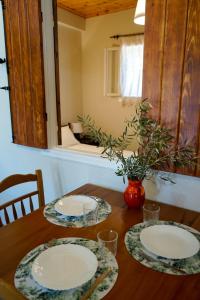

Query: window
left=120, top=35, right=144, bottom=99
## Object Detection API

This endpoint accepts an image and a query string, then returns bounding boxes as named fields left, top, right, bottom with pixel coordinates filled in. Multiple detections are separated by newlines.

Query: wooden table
left=0, top=184, right=200, bottom=300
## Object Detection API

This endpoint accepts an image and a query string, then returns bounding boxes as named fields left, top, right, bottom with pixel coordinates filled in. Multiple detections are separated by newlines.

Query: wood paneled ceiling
left=57, top=0, right=137, bottom=18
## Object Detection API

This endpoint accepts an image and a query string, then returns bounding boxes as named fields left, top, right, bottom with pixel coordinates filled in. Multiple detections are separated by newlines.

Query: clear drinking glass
left=83, top=203, right=98, bottom=226
left=97, top=230, right=118, bottom=256
left=143, top=202, right=160, bottom=223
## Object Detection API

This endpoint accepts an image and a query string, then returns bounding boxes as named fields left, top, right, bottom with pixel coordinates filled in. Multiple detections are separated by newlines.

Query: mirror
left=57, top=5, right=145, bottom=148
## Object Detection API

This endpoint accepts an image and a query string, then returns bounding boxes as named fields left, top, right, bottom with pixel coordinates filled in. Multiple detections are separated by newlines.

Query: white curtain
left=120, top=35, right=144, bottom=99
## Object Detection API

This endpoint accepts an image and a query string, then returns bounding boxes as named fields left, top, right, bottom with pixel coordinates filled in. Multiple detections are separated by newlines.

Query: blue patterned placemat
left=125, top=220, right=200, bottom=275
left=15, top=238, right=118, bottom=300
left=43, top=195, right=112, bottom=228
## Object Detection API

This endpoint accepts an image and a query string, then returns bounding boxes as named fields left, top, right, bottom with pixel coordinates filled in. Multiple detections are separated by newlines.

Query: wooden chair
left=0, top=279, right=26, bottom=300
left=0, top=170, right=45, bottom=227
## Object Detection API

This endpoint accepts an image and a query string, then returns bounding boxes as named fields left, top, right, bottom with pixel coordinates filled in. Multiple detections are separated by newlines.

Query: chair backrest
left=0, top=279, right=26, bottom=300
left=0, top=170, right=45, bottom=227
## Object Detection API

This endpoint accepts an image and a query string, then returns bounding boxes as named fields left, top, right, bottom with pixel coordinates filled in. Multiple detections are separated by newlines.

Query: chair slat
left=0, top=191, right=38, bottom=210
left=0, top=169, right=45, bottom=226
left=21, top=201, right=26, bottom=216
left=29, top=196, right=34, bottom=212
left=12, top=204, right=18, bottom=220
left=4, top=208, right=10, bottom=224
left=36, top=170, right=45, bottom=207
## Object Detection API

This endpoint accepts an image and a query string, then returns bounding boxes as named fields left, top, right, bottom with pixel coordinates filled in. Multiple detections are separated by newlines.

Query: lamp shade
left=134, top=0, right=146, bottom=25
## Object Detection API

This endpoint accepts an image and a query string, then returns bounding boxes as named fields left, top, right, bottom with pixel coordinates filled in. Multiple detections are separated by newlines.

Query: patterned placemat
left=15, top=237, right=118, bottom=300
left=43, top=196, right=112, bottom=227
left=125, top=220, right=200, bottom=275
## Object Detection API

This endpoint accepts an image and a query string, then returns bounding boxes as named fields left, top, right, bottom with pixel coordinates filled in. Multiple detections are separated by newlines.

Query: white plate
left=31, top=244, right=98, bottom=290
left=54, top=195, right=97, bottom=217
left=140, top=224, right=200, bottom=259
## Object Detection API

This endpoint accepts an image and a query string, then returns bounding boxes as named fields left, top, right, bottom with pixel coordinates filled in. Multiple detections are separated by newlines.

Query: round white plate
left=31, top=244, right=98, bottom=290
left=140, top=224, right=200, bottom=259
left=54, top=195, right=97, bottom=217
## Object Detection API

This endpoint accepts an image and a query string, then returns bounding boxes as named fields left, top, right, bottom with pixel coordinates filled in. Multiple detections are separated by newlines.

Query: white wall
left=58, top=24, right=83, bottom=124
left=58, top=8, right=85, bottom=31
left=0, top=1, right=200, bottom=214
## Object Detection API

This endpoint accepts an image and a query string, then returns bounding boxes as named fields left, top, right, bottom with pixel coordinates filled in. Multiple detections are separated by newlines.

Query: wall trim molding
left=43, top=148, right=117, bottom=169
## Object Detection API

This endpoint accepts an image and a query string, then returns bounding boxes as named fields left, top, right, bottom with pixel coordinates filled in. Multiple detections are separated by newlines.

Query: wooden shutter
left=143, top=0, right=200, bottom=177
left=3, top=0, right=47, bottom=148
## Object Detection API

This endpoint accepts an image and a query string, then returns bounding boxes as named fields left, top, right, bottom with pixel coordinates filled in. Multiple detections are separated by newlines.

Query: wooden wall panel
left=178, top=0, right=200, bottom=175
left=143, top=0, right=200, bottom=177
left=3, top=0, right=47, bottom=149
left=160, top=0, right=189, bottom=172
left=160, top=0, right=188, bottom=134
left=142, top=0, right=167, bottom=120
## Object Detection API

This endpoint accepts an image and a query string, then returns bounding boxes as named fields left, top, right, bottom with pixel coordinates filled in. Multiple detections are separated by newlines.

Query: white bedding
left=60, top=125, right=134, bottom=157
left=59, top=144, right=104, bottom=156
left=58, top=143, right=134, bottom=158
left=68, top=144, right=104, bottom=155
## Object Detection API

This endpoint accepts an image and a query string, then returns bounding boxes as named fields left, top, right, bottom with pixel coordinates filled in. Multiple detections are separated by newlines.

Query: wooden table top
left=0, top=184, right=200, bottom=300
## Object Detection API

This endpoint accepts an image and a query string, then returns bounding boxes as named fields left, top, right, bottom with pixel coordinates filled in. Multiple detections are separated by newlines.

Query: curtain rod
left=110, top=33, right=144, bottom=39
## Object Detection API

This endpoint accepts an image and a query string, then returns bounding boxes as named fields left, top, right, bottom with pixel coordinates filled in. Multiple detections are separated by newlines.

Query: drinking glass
left=143, top=202, right=160, bottom=223
left=83, top=203, right=98, bottom=226
left=97, top=230, right=118, bottom=256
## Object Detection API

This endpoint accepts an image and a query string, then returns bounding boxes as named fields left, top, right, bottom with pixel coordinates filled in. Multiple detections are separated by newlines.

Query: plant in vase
left=78, top=100, right=198, bottom=208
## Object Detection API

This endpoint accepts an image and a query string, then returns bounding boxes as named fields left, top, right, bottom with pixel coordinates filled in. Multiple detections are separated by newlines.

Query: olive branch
left=78, top=99, right=198, bottom=183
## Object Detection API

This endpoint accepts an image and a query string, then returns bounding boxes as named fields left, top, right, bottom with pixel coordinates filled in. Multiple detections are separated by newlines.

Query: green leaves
left=78, top=99, right=198, bottom=183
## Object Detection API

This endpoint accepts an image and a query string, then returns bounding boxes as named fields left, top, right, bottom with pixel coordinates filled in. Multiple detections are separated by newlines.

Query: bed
left=59, top=125, right=133, bottom=157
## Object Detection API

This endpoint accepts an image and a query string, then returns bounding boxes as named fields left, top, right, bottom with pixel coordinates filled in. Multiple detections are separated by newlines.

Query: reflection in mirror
left=57, top=5, right=145, bottom=151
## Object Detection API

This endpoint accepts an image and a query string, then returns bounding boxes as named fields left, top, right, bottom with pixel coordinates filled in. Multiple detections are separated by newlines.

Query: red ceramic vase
left=124, top=179, right=145, bottom=209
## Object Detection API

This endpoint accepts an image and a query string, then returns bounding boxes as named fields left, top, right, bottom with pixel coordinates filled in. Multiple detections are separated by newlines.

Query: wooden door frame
left=52, top=0, right=61, bottom=145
